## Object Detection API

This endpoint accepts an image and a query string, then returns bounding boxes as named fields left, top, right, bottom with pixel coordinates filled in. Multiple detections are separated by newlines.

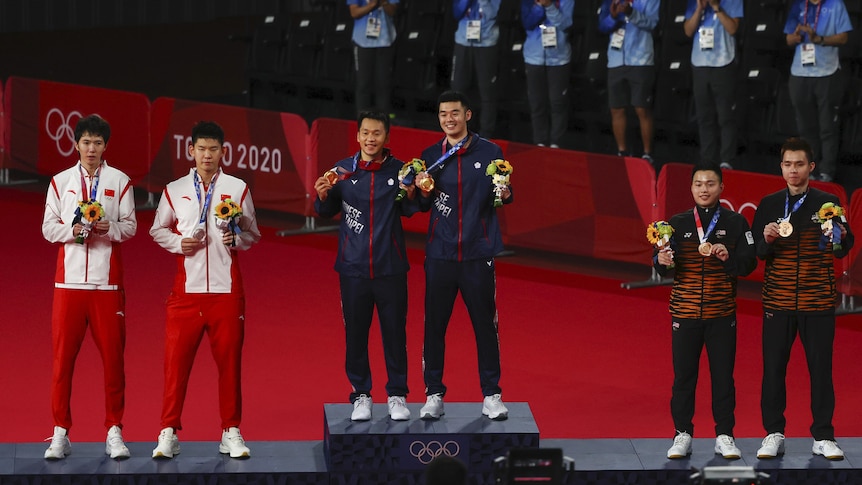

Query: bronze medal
left=323, top=170, right=339, bottom=185
left=698, top=242, right=713, bottom=257
left=778, top=220, right=793, bottom=238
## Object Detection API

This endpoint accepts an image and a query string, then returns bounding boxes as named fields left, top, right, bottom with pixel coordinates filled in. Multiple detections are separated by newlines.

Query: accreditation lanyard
left=429, top=134, right=470, bottom=174
left=693, top=207, right=721, bottom=243
left=194, top=169, right=220, bottom=225
left=803, top=0, right=823, bottom=35
left=78, top=163, right=102, bottom=202
left=783, top=190, right=809, bottom=222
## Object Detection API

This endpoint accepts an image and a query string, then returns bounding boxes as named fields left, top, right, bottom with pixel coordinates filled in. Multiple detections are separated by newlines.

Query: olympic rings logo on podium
left=409, top=440, right=461, bottom=464
left=45, top=108, right=84, bottom=157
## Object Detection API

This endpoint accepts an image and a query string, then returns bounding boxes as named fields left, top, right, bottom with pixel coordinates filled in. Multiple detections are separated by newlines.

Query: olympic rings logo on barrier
left=409, top=440, right=461, bottom=465
left=45, top=108, right=83, bottom=157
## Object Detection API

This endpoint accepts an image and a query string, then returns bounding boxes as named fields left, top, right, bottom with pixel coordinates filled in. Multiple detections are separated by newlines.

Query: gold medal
left=418, top=176, right=434, bottom=192
left=323, top=170, right=339, bottom=185
left=778, top=220, right=793, bottom=238
left=698, top=242, right=713, bottom=256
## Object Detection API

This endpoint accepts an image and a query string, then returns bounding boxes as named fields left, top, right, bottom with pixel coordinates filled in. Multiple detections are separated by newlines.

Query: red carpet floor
left=2, top=184, right=862, bottom=445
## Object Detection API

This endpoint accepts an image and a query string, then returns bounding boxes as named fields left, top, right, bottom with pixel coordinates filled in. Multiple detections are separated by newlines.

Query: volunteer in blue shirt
left=684, top=0, right=743, bottom=170
left=598, top=0, right=660, bottom=163
left=521, top=0, right=574, bottom=149
left=783, top=0, right=852, bottom=183
left=349, top=0, right=399, bottom=116
left=451, top=0, right=501, bottom=138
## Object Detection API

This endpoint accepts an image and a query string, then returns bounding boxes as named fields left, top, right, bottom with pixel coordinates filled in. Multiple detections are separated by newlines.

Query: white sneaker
left=152, top=427, right=180, bottom=459
left=44, top=426, right=71, bottom=460
left=756, top=432, right=785, bottom=459
left=714, top=434, right=741, bottom=459
left=667, top=431, right=692, bottom=459
left=387, top=396, right=410, bottom=421
left=420, top=393, right=445, bottom=420
left=482, top=394, right=509, bottom=420
left=812, top=439, right=845, bottom=460
left=219, top=427, right=251, bottom=458
left=106, top=425, right=130, bottom=459
left=351, top=394, right=372, bottom=421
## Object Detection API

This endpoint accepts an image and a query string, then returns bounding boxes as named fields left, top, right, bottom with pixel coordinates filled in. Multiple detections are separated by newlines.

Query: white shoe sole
left=219, top=445, right=251, bottom=458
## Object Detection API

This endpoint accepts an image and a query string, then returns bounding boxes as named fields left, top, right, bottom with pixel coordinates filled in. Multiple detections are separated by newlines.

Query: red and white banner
left=147, top=98, right=311, bottom=215
left=2, top=77, right=151, bottom=184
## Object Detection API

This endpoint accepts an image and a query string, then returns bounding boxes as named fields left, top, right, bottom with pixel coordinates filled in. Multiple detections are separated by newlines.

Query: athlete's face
left=690, top=169, right=724, bottom=208
left=438, top=101, right=472, bottom=140
left=75, top=132, right=107, bottom=172
left=780, top=150, right=814, bottom=190
left=189, top=137, right=226, bottom=179
left=356, top=118, right=389, bottom=160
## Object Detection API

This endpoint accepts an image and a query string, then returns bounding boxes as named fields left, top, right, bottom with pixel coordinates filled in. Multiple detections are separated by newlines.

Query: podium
left=323, top=402, right=540, bottom=483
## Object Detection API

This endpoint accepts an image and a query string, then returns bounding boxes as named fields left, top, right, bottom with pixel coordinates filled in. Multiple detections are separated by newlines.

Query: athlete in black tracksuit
left=315, top=148, right=416, bottom=403
left=655, top=203, right=756, bottom=439
left=418, top=131, right=510, bottom=399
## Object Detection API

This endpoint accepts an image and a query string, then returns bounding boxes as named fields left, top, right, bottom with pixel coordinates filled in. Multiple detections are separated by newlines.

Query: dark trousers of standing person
left=340, top=273, right=409, bottom=402
left=788, top=72, right=843, bottom=179
left=353, top=45, right=395, bottom=115
left=761, top=313, right=836, bottom=440
left=692, top=64, right=737, bottom=166
left=670, top=315, right=737, bottom=437
left=450, top=44, right=499, bottom=138
left=525, top=62, right=572, bottom=147
left=423, top=258, right=502, bottom=397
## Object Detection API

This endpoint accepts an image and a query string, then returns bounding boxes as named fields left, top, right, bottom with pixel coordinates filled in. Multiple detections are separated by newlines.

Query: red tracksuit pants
left=159, top=292, right=245, bottom=430
left=51, top=288, right=126, bottom=431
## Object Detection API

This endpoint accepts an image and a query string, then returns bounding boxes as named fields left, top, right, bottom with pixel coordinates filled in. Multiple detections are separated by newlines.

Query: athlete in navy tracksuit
left=415, top=90, right=512, bottom=420
left=314, top=111, right=417, bottom=421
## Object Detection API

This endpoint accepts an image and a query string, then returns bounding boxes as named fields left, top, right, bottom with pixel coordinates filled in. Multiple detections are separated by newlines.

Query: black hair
left=780, top=136, right=814, bottom=163
left=437, top=90, right=472, bottom=111
left=424, top=456, right=467, bottom=485
left=691, top=161, right=723, bottom=183
left=357, top=111, right=391, bottom=134
left=190, top=121, right=225, bottom=146
left=74, top=114, right=111, bottom=143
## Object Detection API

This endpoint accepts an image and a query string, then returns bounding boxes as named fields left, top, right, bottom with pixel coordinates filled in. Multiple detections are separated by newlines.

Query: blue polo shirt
left=521, top=0, right=574, bottom=66
left=598, top=0, right=660, bottom=67
left=453, top=0, right=501, bottom=47
left=784, top=0, right=853, bottom=77
left=686, top=0, right=743, bottom=67
left=348, top=0, right=399, bottom=48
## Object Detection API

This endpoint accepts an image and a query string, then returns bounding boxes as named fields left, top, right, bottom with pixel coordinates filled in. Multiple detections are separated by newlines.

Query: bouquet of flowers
left=817, top=201, right=845, bottom=251
left=214, top=198, right=243, bottom=235
left=396, top=158, right=427, bottom=201
left=74, top=200, right=104, bottom=244
left=646, top=220, right=674, bottom=249
left=485, top=159, right=513, bottom=207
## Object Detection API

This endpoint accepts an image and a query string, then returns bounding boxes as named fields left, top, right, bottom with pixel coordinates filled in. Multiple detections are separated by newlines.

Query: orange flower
left=78, top=200, right=104, bottom=223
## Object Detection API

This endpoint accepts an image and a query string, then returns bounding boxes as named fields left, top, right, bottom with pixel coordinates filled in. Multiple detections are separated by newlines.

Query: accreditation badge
left=698, top=27, right=715, bottom=50
left=541, top=25, right=557, bottom=48
left=610, top=27, right=626, bottom=50
left=365, top=16, right=381, bottom=38
left=801, top=43, right=816, bottom=66
left=466, top=20, right=482, bottom=41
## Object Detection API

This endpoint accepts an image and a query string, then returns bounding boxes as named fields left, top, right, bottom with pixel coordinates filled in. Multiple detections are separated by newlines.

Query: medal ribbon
left=194, top=169, right=220, bottom=225
left=783, top=190, right=809, bottom=222
left=693, top=206, right=721, bottom=243
left=428, top=134, right=470, bottom=175
left=803, top=0, right=822, bottom=42
left=78, top=163, right=102, bottom=202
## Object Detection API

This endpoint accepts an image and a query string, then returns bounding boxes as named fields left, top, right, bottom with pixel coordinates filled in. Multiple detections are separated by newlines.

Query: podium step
left=324, top=401, right=539, bottom=476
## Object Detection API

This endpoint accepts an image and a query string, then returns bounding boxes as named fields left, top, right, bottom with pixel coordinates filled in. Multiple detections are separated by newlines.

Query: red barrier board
left=657, top=162, right=849, bottom=282
left=838, top=189, right=862, bottom=297
left=0, top=79, right=5, bottom=167
left=502, top=147, right=657, bottom=265
left=2, top=77, right=151, bottom=184
left=147, top=98, right=310, bottom=215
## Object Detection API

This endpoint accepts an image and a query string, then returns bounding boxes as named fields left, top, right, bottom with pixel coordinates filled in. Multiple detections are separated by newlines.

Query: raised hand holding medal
left=693, top=206, right=721, bottom=258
